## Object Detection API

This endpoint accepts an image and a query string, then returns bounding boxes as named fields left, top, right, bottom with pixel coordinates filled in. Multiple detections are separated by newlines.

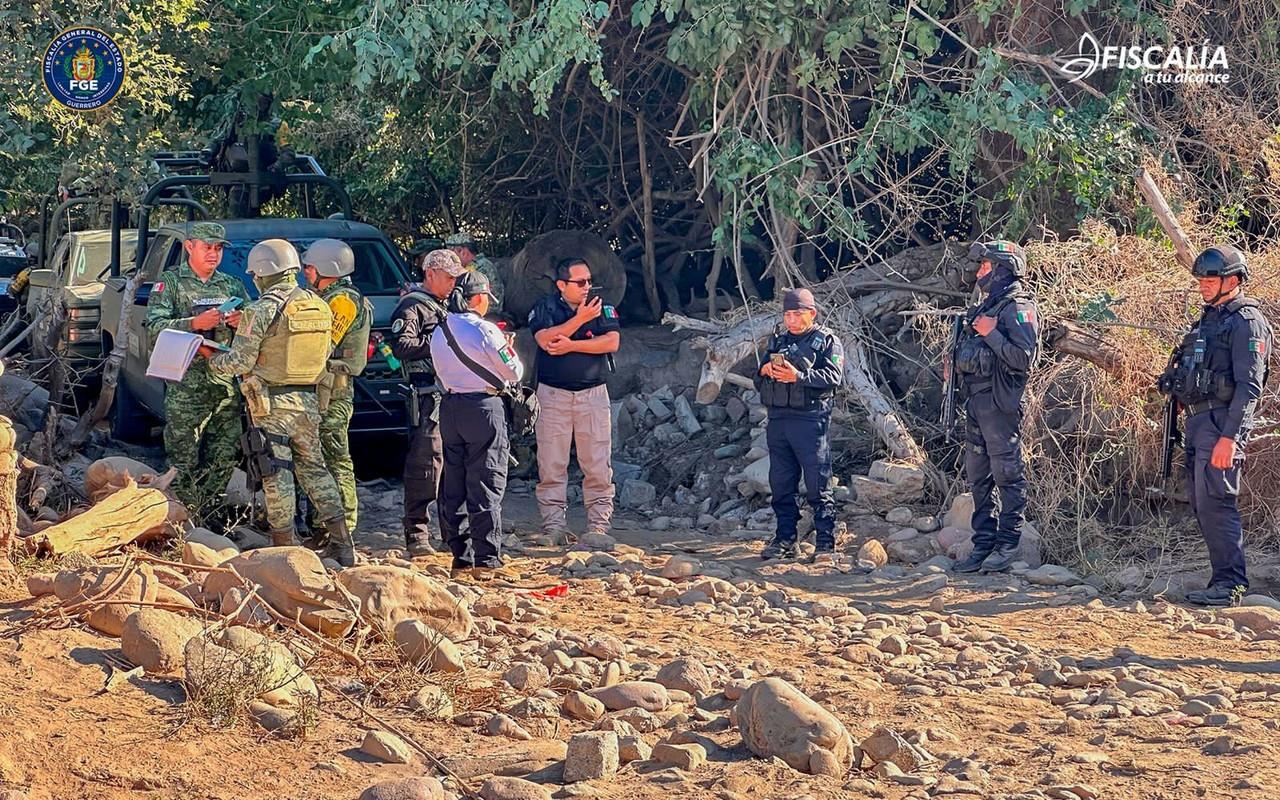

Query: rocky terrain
left=2, top=489, right=1279, bottom=800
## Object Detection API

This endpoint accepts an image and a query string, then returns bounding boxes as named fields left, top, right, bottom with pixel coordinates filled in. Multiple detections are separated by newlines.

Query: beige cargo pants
left=535, top=383, right=615, bottom=534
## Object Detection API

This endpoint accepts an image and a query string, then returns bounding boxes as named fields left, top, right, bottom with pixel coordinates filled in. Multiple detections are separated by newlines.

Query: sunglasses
left=561, top=278, right=592, bottom=287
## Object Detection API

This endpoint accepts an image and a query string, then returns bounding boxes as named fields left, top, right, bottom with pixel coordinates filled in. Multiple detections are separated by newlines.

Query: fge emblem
left=42, top=28, right=126, bottom=111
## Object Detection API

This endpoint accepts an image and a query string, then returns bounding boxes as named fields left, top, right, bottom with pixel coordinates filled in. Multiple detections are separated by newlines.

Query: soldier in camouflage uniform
left=446, top=232, right=504, bottom=311
left=144, top=222, right=251, bottom=522
left=201, top=239, right=354, bottom=566
left=301, top=239, right=372, bottom=537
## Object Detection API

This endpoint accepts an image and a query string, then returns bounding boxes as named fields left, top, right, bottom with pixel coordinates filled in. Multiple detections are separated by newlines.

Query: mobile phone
left=217, top=297, right=243, bottom=313
left=587, top=286, right=606, bottom=302
left=770, top=353, right=785, bottom=366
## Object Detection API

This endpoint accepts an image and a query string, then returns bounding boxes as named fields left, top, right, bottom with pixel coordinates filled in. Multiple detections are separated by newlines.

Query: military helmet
left=1192, top=245, right=1248, bottom=281
left=246, top=238, right=301, bottom=277
left=301, top=238, right=354, bottom=278
left=968, top=239, right=1027, bottom=277
left=445, top=232, right=477, bottom=249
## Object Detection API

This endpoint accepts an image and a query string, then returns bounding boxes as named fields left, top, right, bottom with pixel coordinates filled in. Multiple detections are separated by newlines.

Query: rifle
left=940, top=310, right=966, bottom=442
left=1160, top=396, right=1180, bottom=480
left=237, top=376, right=279, bottom=494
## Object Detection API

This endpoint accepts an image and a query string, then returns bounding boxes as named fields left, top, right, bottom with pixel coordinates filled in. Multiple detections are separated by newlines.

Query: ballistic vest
left=254, top=286, right=333, bottom=385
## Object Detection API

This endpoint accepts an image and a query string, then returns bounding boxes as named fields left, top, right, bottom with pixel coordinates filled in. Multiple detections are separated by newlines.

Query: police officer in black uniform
left=754, top=288, right=846, bottom=564
left=390, top=249, right=466, bottom=556
left=952, top=240, right=1040, bottom=574
left=1158, top=245, right=1272, bottom=606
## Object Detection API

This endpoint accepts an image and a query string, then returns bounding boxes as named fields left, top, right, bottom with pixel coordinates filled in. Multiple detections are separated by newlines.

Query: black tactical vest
left=759, top=326, right=834, bottom=413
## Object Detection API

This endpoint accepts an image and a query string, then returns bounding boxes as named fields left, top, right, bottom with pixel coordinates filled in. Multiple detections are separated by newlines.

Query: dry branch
left=1134, top=168, right=1195, bottom=270
left=1045, top=320, right=1130, bottom=380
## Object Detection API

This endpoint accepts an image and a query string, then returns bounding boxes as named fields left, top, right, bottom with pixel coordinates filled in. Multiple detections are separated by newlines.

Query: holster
left=239, top=425, right=279, bottom=489
left=240, top=374, right=272, bottom=417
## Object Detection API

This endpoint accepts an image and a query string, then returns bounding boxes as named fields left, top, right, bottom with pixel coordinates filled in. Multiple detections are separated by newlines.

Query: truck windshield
left=218, top=238, right=406, bottom=296
left=73, top=237, right=138, bottom=285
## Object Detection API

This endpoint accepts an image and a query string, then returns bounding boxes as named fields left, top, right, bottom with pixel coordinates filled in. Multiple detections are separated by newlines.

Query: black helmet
left=1192, top=245, right=1248, bottom=281
left=968, top=239, right=1027, bottom=277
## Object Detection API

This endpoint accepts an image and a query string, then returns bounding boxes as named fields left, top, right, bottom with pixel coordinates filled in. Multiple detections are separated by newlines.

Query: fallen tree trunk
left=666, top=304, right=925, bottom=462
left=26, top=477, right=180, bottom=558
left=1046, top=320, right=1129, bottom=379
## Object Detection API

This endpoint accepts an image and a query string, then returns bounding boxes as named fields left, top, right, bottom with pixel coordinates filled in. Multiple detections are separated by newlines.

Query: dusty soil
left=1, top=497, right=1278, bottom=800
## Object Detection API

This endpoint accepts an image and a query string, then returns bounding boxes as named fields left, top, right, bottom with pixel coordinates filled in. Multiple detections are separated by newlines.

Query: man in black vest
left=754, top=289, right=845, bottom=565
left=390, top=249, right=465, bottom=556
left=952, top=240, right=1040, bottom=574
left=1158, top=245, right=1273, bottom=605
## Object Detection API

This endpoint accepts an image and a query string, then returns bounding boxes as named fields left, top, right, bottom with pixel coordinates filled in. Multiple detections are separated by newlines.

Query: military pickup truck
left=99, top=218, right=412, bottom=440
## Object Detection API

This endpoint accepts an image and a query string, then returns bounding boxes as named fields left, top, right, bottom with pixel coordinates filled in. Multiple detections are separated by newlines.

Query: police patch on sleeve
left=603, top=305, right=617, bottom=319
left=829, top=353, right=844, bottom=369
left=1016, top=307, right=1035, bottom=325
left=390, top=318, right=406, bottom=334
left=499, top=344, right=517, bottom=364
left=1250, top=338, right=1267, bottom=354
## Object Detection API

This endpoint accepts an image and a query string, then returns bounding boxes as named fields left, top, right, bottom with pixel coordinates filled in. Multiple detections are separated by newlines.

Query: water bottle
left=373, top=332, right=401, bottom=371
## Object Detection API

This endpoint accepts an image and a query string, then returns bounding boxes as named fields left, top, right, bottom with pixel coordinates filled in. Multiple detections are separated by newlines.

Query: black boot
left=952, top=548, right=992, bottom=574
left=761, top=538, right=798, bottom=561
left=322, top=518, right=356, bottom=568
left=1185, top=584, right=1240, bottom=607
left=270, top=527, right=297, bottom=547
left=979, top=544, right=1020, bottom=573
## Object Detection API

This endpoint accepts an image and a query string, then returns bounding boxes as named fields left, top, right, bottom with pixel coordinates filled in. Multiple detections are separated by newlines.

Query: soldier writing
left=144, top=222, right=250, bottom=524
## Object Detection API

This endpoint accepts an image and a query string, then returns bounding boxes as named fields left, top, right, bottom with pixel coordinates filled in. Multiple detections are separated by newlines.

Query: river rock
left=656, top=657, right=713, bottom=696
left=204, top=548, right=357, bottom=637
left=121, top=608, right=204, bottom=675
left=394, top=619, right=465, bottom=672
left=590, top=681, right=670, bottom=712
left=731, top=678, right=854, bottom=776
left=361, top=730, right=414, bottom=764
left=358, top=777, right=444, bottom=800
left=479, top=777, right=552, bottom=800
left=336, top=564, right=473, bottom=640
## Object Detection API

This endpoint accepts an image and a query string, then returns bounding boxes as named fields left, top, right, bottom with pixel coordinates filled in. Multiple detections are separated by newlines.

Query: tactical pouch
left=239, top=426, right=278, bottom=487
left=241, top=375, right=271, bottom=418
left=316, top=372, right=334, bottom=413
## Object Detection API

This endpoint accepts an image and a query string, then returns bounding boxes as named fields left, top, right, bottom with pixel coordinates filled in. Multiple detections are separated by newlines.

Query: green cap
left=445, top=232, right=477, bottom=248
left=189, top=222, right=229, bottom=244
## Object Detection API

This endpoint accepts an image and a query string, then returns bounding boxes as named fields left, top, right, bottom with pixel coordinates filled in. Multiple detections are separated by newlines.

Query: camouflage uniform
left=318, top=277, right=372, bottom=532
left=446, top=232, right=504, bottom=311
left=207, top=275, right=345, bottom=533
left=144, top=225, right=250, bottom=518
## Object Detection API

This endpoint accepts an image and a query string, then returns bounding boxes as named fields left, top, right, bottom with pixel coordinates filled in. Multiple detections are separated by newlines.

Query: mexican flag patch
left=1016, top=308, right=1035, bottom=325
left=499, top=344, right=516, bottom=364
left=830, top=353, right=844, bottom=368
left=1250, top=338, right=1267, bottom=354
left=603, top=305, right=617, bottom=319
left=153, top=281, right=165, bottom=294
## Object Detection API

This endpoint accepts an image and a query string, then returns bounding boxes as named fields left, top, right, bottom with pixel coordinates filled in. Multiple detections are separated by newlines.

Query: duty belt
left=266, top=384, right=317, bottom=395
left=1184, top=400, right=1226, bottom=418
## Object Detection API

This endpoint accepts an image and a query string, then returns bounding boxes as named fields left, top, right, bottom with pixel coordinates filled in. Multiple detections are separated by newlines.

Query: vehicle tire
left=110, top=373, right=152, bottom=442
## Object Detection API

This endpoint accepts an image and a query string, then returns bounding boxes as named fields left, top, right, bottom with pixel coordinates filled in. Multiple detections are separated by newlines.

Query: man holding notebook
left=144, top=222, right=250, bottom=523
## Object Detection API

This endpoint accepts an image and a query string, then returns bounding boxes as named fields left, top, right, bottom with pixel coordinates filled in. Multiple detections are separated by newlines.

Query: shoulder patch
left=390, top=318, right=406, bottom=334
left=829, top=352, right=844, bottom=369
left=1249, top=338, right=1267, bottom=355
left=153, top=281, right=165, bottom=294
left=498, top=344, right=517, bottom=365
left=1016, top=307, right=1036, bottom=326
left=603, top=305, right=617, bottom=319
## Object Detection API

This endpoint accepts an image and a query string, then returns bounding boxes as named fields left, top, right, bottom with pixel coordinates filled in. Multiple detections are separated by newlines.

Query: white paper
left=146, top=330, right=224, bottom=382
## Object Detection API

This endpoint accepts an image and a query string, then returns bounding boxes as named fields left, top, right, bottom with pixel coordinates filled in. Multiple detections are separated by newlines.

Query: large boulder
left=203, top=547, right=357, bottom=638
left=184, top=626, right=317, bottom=710
left=731, top=678, right=854, bottom=776
left=1219, top=605, right=1280, bottom=635
left=54, top=565, right=160, bottom=637
left=121, top=608, right=205, bottom=675
left=337, top=565, right=473, bottom=640
left=359, top=778, right=444, bottom=800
